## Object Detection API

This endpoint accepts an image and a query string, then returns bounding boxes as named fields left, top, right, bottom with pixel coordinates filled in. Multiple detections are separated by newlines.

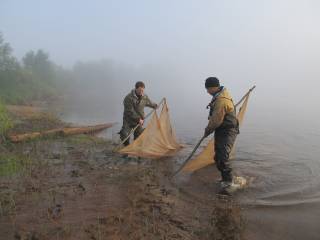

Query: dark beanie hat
left=205, top=77, right=220, bottom=88
left=135, top=81, right=145, bottom=89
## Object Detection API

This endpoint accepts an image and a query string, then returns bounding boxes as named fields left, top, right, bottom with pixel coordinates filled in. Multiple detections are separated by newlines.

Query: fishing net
left=181, top=92, right=251, bottom=172
left=118, top=99, right=181, bottom=158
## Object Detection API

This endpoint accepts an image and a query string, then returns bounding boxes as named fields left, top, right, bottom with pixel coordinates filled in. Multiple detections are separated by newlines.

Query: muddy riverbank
left=0, top=107, right=244, bottom=240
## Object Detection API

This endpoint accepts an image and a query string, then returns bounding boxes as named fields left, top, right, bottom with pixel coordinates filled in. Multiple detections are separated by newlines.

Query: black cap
left=205, top=77, right=220, bottom=88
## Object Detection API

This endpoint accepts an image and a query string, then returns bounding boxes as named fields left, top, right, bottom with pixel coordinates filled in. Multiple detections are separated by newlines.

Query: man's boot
left=220, top=176, right=247, bottom=194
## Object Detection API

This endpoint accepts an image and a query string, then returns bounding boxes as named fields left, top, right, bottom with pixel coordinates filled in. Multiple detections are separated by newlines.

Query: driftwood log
left=8, top=123, right=114, bottom=143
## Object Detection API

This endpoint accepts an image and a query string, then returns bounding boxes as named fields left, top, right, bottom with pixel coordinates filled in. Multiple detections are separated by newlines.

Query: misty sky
left=1, top=0, right=320, bottom=132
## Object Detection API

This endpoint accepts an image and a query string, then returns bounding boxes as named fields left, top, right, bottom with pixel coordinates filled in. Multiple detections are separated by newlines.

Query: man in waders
left=119, top=81, right=157, bottom=146
left=204, top=77, right=243, bottom=193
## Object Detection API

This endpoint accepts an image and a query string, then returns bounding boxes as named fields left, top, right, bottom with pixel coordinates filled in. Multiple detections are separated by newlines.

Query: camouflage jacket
left=123, top=89, right=157, bottom=126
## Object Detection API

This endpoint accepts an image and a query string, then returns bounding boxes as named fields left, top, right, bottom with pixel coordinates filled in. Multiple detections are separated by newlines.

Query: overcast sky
left=1, top=1, right=319, bottom=66
left=1, top=0, right=320, bottom=131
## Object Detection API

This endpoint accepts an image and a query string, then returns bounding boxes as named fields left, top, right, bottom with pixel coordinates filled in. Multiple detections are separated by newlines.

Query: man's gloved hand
left=153, top=104, right=158, bottom=109
left=204, top=127, right=213, bottom=138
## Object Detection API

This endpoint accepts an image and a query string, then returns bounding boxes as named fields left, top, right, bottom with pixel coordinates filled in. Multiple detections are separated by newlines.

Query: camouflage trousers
left=119, top=122, right=144, bottom=146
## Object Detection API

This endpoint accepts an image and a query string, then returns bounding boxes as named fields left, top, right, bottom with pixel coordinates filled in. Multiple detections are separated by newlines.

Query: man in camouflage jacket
left=119, top=81, right=157, bottom=146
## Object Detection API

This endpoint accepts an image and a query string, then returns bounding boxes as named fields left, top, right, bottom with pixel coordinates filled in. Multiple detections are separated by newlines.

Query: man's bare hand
left=139, top=119, right=144, bottom=126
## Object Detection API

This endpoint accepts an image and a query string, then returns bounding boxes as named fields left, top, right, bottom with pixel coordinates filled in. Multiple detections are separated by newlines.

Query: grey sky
left=1, top=0, right=320, bottom=130
left=1, top=1, right=319, bottom=66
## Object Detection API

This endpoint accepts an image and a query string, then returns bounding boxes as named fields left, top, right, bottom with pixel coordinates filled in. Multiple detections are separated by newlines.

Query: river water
left=236, top=122, right=320, bottom=240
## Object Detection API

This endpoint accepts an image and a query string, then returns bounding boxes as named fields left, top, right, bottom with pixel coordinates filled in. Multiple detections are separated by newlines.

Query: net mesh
left=118, top=99, right=181, bottom=158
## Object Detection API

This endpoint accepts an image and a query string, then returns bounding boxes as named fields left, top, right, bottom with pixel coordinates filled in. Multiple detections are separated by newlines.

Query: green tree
left=0, top=32, right=23, bottom=103
left=23, top=49, right=55, bottom=84
left=0, top=32, right=19, bottom=72
left=0, top=32, right=61, bottom=103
